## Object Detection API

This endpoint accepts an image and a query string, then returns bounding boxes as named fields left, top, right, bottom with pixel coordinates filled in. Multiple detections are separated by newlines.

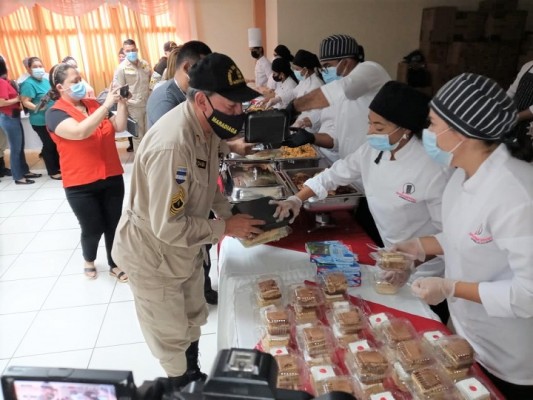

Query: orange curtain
left=0, top=2, right=185, bottom=94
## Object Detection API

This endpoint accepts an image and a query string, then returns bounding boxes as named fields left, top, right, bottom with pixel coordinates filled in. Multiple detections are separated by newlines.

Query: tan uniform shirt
left=115, top=58, right=151, bottom=108
left=114, top=101, right=232, bottom=274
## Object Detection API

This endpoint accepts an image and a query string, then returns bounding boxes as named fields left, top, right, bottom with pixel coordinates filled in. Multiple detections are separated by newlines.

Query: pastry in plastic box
left=372, top=267, right=403, bottom=295
left=239, top=226, right=292, bottom=248
left=423, top=330, right=446, bottom=347
left=377, top=318, right=417, bottom=346
left=408, top=365, right=459, bottom=400
left=434, top=335, right=474, bottom=381
left=348, top=339, right=372, bottom=354
left=391, top=339, right=434, bottom=391
left=275, top=353, right=303, bottom=390
left=370, top=248, right=415, bottom=271
left=316, top=376, right=356, bottom=396
left=348, top=349, right=389, bottom=384
left=301, top=324, right=329, bottom=357
left=256, top=276, right=283, bottom=307
left=269, top=346, right=290, bottom=357
left=353, top=374, right=386, bottom=399
left=369, top=391, right=400, bottom=400
left=290, top=284, right=323, bottom=308
left=261, top=332, right=290, bottom=352
left=368, top=312, right=391, bottom=329
left=334, top=306, right=365, bottom=334
left=293, top=304, right=319, bottom=324
left=455, top=377, right=491, bottom=400
left=319, top=272, right=348, bottom=303
left=262, top=307, right=291, bottom=336
left=309, top=364, right=338, bottom=394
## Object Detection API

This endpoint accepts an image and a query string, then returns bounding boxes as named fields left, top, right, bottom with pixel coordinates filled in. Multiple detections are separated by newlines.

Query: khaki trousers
left=112, top=215, right=208, bottom=376
left=0, top=127, right=7, bottom=157
left=128, top=106, right=147, bottom=151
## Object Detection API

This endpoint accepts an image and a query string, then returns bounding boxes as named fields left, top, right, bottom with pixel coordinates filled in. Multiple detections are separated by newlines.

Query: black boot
left=127, top=137, right=134, bottom=152
left=0, top=157, right=9, bottom=177
left=168, top=373, right=191, bottom=391
left=185, top=340, right=208, bottom=382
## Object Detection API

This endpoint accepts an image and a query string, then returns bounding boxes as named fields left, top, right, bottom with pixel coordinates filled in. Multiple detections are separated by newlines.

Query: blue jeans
left=0, top=113, right=29, bottom=180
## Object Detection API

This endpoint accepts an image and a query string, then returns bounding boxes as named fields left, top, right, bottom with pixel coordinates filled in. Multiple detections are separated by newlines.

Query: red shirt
left=48, top=98, right=123, bottom=188
left=0, top=78, right=20, bottom=116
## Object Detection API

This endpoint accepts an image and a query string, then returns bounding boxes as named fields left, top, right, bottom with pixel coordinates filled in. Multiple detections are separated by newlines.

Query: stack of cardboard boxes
left=398, top=0, right=530, bottom=96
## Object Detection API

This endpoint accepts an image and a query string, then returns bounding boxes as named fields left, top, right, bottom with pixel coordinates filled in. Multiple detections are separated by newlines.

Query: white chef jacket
left=254, top=56, right=272, bottom=88
left=307, top=105, right=338, bottom=163
left=272, top=77, right=298, bottom=109
left=435, top=144, right=533, bottom=385
left=266, top=73, right=279, bottom=91
left=321, top=61, right=390, bottom=159
left=280, top=74, right=324, bottom=129
left=304, top=138, right=451, bottom=280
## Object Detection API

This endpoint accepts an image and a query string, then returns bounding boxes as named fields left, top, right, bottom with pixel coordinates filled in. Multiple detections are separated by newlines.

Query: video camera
left=1, top=348, right=356, bottom=400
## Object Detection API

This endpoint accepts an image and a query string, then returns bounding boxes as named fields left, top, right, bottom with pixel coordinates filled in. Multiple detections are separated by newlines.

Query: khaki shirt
left=120, top=101, right=232, bottom=269
left=115, top=58, right=151, bottom=107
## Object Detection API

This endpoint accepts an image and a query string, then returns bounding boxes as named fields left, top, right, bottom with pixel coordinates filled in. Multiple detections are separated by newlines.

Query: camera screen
left=11, top=380, right=117, bottom=400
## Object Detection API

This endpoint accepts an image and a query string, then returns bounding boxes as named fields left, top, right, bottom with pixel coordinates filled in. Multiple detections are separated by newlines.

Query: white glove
left=270, top=195, right=302, bottom=223
left=391, top=238, right=426, bottom=262
left=411, top=277, right=457, bottom=305
left=266, top=96, right=281, bottom=108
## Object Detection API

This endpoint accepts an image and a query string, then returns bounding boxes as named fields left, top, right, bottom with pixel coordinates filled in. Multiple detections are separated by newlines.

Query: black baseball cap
left=189, top=52, right=260, bottom=103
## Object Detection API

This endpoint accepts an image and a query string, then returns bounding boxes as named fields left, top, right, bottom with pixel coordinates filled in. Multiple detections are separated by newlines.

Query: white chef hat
left=248, top=28, right=262, bottom=48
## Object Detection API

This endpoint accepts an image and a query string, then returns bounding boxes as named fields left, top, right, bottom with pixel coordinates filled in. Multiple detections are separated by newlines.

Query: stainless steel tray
left=223, top=163, right=290, bottom=202
left=225, top=145, right=322, bottom=164
left=281, top=167, right=363, bottom=212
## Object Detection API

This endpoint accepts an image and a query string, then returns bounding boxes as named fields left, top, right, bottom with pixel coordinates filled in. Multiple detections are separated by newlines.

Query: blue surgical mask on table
left=422, top=128, right=463, bottom=166
left=367, top=127, right=400, bottom=151
left=67, top=81, right=87, bottom=100
left=322, top=66, right=341, bottom=84
left=293, top=70, right=304, bottom=82
left=31, top=68, right=45, bottom=79
left=126, top=52, right=138, bottom=62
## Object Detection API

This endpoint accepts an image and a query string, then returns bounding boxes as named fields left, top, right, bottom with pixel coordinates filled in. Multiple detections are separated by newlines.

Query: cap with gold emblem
left=189, top=52, right=260, bottom=103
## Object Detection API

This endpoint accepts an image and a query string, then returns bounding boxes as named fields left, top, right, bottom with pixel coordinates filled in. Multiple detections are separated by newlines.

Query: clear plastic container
left=255, top=275, right=284, bottom=308
left=422, top=330, right=446, bottom=347
left=391, top=339, right=435, bottom=392
left=308, top=364, right=340, bottom=395
left=293, top=304, right=320, bottom=325
left=274, top=352, right=306, bottom=391
left=315, top=376, right=357, bottom=397
left=261, top=306, right=292, bottom=336
left=407, top=365, right=461, bottom=400
left=296, top=323, right=334, bottom=360
left=434, top=335, right=475, bottom=373
left=376, top=318, right=417, bottom=346
left=346, top=348, right=390, bottom=385
left=370, top=248, right=415, bottom=272
left=318, top=271, right=349, bottom=303
left=289, top=283, right=324, bottom=308
left=368, top=312, right=392, bottom=329
left=372, top=267, right=402, bottom=295
left=454, top=376, right=493, bottom=400
left=328, top=305, right=366, bottom=336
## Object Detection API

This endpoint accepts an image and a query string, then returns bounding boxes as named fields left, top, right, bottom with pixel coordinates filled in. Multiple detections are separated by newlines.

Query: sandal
left=84, top=266, right=98, bottom=280
left=15, top=179, right=35, bottom=185
left=50, top=174, right=62, bottom=180
left=110, top=267, right=128, bottom=283
left=24, top=172, right=42, bottom=179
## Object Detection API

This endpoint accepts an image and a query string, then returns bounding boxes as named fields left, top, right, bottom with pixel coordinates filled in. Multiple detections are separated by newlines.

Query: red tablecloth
left=267, top=210, right=375, bottom=265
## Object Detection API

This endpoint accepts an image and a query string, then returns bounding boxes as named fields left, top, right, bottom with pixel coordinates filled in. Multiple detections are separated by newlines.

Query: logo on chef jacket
left=469, top=224, right=493, bottom=244
left=396, top=182, right=417, bottom=203
left=175, top=167, right=187, bottom=185
left=227, top=65, right=245, bottom=86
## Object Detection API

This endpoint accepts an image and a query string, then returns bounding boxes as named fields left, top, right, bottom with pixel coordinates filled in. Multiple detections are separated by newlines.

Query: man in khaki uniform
left=112, top=53, right=265, bottom=389
left=115, top=38, right=151, bottom=152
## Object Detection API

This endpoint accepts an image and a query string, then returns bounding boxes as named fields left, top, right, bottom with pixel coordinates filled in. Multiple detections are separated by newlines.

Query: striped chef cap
left=319, top=34, right=359, bottom=61
left=430, top=73, right=517, bottom=141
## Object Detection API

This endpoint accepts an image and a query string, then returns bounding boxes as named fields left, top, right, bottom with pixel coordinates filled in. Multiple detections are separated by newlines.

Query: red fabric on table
left=267, top=210, right=376, bottom=265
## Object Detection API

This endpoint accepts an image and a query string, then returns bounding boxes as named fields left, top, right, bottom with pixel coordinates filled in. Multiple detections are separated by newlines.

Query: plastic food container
left=255, top=275, right=284, bottom=308
left=372, top=267, right=402, bottom=295
left=315, top=376, right=357, bottom=397
left=274, top=352, right=307, bottom=391
left=346, top=348, right=390, bottom=385
left=375, top=318, right=417, bottom=347
left=370, top=248, right=415, bottom=272
left=434, top=335, right=475, bottom=381
left=407, top=365, right=460, bottom=400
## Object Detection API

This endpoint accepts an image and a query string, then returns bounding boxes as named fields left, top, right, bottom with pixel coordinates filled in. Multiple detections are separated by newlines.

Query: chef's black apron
left=511, top=64, right=533, bottom=138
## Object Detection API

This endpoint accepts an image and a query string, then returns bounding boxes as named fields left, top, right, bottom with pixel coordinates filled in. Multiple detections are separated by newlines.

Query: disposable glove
left=270, top=195, right=302, bottom=223
left=266, top=96, right=281, bottom=108
left=411, top=277, right=457, bottom=305
left=282, top=129, right=316, bottom=148
left=391, top=237, right=426, bottom=262
left=383, top=269, right=412, bottom=288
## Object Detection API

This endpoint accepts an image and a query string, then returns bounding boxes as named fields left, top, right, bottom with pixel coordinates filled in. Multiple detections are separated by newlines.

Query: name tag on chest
left=196, top=159, right=207, bottom=169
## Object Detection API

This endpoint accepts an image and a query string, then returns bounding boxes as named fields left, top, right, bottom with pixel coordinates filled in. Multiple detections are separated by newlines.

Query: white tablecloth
left=217, top=237, right=439, bottom=350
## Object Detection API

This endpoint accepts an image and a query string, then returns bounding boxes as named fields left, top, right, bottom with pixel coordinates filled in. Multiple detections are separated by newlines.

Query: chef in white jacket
left=273, top=81, right=452, bottom=322
left=395, top=73, right=533, bottom=398
left=248, top=28, right=272, bottom=91
left=268, top=57, right=298, bottom=109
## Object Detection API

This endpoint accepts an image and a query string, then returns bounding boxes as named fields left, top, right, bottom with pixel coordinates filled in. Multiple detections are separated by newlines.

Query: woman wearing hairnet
left=395, top=73, right=533, bottom=397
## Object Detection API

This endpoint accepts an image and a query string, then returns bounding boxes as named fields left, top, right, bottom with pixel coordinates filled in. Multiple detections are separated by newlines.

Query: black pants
left=204, top=211, right=216, bottom=292
left=31, top=124, right=60, bottom=175
left=479, top=364, right=533, bottom=399
left=429, top=299, right=450, bottom=325
left=65, top=175, right=124, bottom=269
left=354, top=197, right=383, bottom=247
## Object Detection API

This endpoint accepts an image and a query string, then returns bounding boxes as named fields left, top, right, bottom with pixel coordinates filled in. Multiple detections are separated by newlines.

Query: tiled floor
left=0, top=142, right=220, bottom=394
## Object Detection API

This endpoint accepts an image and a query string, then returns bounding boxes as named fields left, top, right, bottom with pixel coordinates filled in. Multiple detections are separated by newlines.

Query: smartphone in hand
left=119, top=85, right=130, bottom=98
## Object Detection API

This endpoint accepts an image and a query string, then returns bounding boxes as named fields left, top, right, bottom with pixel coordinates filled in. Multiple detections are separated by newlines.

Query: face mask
left=204, top=97, right=246, bottom=140
left=293, top=70, right=304, bottom=82
left=367, top=127, right=401, bottom=151
left=272, top=74, right=282, bottom=82
left=67, top=81, right=87, bottom=100
left=31, top=68, right=45, bottom=79
left=422, top=128, right=463, bottom=166
left=251, top=50, right=260, bottom=59
left=126, top=52, right=138, bottom=62
left=322, top=66, right=341, bottom=84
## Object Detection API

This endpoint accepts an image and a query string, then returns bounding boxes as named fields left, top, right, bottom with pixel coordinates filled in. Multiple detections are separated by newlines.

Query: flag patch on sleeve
left=175, top=167, right=187, bottom=185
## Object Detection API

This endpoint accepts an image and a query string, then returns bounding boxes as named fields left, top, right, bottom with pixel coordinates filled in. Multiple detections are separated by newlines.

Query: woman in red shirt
left=45, top=63, right=129, bottom=281
left=0, top=56, right=41, bottom=184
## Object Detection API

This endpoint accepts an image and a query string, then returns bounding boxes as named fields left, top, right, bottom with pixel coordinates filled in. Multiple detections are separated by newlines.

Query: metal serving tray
left=223, top=163, right=290, bottom=202
left=225, top=145, right=323, bottom=169
left=281, top=167, right=363, bottom=212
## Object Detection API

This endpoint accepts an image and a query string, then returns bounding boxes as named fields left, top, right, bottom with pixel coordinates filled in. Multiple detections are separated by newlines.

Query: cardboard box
left=448, top=42, right=501, bottom=69
left=485, top=10, right=528, bottom=41
left=453, top=12, right=487, bottom=41
left=419, top=42, right=449, bottom=64
left=479, top=0, right=518, bottom=15
left=420, top=7, right=457, bottom=43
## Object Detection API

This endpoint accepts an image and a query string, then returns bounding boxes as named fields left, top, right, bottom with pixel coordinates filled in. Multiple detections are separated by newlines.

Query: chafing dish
left=225, top=144, right=323, bottom=169
left=221, top=163, right=290, bottom=202
left=281, top=167, right=363, bottom=212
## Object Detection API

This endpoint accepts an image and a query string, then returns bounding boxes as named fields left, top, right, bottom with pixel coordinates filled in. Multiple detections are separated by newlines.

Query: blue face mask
left=126, top=51, right=138, bottom=62
left=422, top=128, right=463, bottom=166
left=367, top=127, right=401, bottom=151
left=322, top=66, right=341, bottom=84
left=293, top=70, right=304, bottom=82
left=67, top=81, right=87, bottom=100
left=31, top=67, right=45, bottom=79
